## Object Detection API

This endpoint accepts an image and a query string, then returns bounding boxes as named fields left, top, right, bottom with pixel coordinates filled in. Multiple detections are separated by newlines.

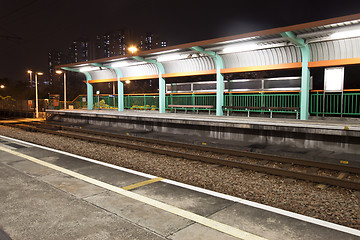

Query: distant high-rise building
left=94, top=29, right=131, bottom=59
left=48, top=50, right=66, bottom=86
left=49, top=30, right=167, bottom=86
left=68, top=39, right=89, bottom=63
left=139, top=32, right=167, bottom=51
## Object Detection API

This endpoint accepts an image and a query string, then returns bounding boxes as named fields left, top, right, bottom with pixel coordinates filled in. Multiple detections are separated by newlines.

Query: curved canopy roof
left=57, top=13, right=360, bottom=83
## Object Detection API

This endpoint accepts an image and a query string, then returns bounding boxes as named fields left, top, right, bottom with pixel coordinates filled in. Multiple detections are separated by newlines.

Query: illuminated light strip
left=1, top=135, right=360, bottom=237
left=0, top=145, right=267, bottom=240
left=122, top=177, right=164, bottom=190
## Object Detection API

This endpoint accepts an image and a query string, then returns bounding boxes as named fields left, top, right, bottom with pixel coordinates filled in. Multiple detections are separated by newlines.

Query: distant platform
left=47, top=109, right=360, bottom=159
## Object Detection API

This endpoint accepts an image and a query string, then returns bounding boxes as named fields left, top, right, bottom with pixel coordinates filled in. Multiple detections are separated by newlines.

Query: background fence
left=65, top=90, right=360, bottom=117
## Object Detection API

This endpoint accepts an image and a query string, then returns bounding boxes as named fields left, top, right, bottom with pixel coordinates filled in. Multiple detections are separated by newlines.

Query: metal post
left=280, top=31, right=310, bottom=120
left=86, top=79, right=93, bottom=110
left=132, top=56, right=166, bottom=113
left=300, top=46, right=311, bottom=120
left=118, top=80, right=124, bottom=111
left=35, top=74, right=39, bottom=118
left=61, top=67, right=93, bottom=110
left=190, top=46, right=224, bottom=116
left=97, top=94, right=100, bottom=110
left=63, top=72, right=67, bottom=109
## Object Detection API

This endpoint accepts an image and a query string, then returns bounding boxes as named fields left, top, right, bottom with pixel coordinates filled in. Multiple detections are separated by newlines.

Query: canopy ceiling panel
left=221, top=45, right=302, bottom=69
left=309, top=37, right=360, bottom=61
left=88, top=69, right=116, bottom=80
left=162, top=56, right=215, bottom=74
left=119, top=63, right=159, bottom=78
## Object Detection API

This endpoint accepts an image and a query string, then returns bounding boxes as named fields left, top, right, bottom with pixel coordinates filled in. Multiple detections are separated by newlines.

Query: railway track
left=3, top=120, right=360, bottom=190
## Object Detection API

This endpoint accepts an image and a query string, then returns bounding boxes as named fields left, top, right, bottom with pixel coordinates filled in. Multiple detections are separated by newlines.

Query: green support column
left=99, top=64, right=124, bottom=111
left=118, top=80, right=124, bottom=111
left=190, top=46, right=224, bottom=116
left=132, top=56, right=166, bottom=113
left=280, top=31, right=310, bottom=120
left=85, top=72, right=93, bottom=110
left=62, top=67, right=93, bottom=110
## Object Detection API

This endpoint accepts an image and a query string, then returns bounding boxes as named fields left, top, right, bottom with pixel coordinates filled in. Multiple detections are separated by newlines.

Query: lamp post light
left=35, top=72, right=43, bottom=118
left=27, top=70, right=33, bottom=87
left=56, top=70, right=67, bottom=109
left=128, top=46, right=138, bottom=54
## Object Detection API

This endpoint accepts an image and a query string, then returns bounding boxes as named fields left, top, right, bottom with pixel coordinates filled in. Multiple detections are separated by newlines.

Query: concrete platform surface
left=0, top=134, right=359, bottom=240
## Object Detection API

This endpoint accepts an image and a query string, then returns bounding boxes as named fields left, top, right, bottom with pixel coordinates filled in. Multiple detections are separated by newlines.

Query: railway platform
left=47, top=109, right=360, bottom=165
left=0, top=135, right=359, bottom=240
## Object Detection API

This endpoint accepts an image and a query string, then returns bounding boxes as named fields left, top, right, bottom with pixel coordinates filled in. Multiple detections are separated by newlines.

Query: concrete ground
left=0, top=135, right=359, bottom=240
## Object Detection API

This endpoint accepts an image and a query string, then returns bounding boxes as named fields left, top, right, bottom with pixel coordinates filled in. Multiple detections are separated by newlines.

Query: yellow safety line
left=0, top=146, right=267, bottom=240
left=122, top=177, right=164, bottom=190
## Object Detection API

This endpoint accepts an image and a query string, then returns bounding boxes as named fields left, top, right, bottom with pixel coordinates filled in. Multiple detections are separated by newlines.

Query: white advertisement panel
left=324, top=67, right=344, bottom=92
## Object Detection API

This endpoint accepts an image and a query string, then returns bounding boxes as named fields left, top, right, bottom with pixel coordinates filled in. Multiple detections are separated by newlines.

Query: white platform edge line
left=0, top=145, right=267, bottom=240
left=1, top=134, right=359, bottom=237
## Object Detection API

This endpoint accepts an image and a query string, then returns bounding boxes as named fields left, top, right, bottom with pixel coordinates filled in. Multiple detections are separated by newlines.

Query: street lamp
left=35, top=72, right=43, bottom=118
left=56, top=70, right=67, bottom=109
left=128, top=46, right=138, bottom=54
left=27, top=70, right=32, bottom=87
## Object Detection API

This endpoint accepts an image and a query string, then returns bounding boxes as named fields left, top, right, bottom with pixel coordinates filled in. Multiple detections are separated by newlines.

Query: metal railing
left=224, top=92, right=300, bottom=113
left=166, top=94, right=216, bottom=111
left=67, top=90, right=360, bottom=117
left=124, top=94, right=159, bottom=110
left=310, top=90, right=360, bottom=116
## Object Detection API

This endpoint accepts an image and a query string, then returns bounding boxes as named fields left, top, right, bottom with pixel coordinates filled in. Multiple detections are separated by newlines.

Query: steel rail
left=24, top=121, right=360, bottom=175
left=9, top=123, right=360, bottom=190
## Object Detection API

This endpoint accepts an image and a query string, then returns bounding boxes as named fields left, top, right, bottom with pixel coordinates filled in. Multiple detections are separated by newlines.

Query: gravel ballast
left=0, top=125, right=359, bottom=230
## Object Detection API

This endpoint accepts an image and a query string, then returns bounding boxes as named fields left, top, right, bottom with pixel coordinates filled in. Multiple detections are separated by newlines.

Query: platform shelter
left=57, top=14, right=360, bottom=120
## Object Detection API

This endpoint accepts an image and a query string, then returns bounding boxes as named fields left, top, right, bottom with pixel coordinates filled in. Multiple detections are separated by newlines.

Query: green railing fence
left=224, top=92, right=300, bottom=113
left=310, top=91, right=360, bottom=116
left=167, top=94, right=216, bottom=111
left=124, top=94, right=159, bottom=110
left=67, top=90, right=360, bottom=117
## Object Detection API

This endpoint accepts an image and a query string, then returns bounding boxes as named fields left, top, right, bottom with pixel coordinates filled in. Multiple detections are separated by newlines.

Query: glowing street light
left=0, top=85, right=5, bottom=89
left=125, top=80, right=131, bottom=84
left=27, top=70, right=33, bottom=87
left=56, top=70, right=67, bottom=109
left=128, top=46, right=138, bottom=54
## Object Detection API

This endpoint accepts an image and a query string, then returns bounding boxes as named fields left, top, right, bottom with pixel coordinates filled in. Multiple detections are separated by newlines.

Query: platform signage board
left=324, top=67, right=344, bottom=92
left=323, top=67, right=345, bottom=117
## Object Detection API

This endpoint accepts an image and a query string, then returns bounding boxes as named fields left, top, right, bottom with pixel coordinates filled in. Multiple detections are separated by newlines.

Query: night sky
left=1, top=0, right=360, bottom=83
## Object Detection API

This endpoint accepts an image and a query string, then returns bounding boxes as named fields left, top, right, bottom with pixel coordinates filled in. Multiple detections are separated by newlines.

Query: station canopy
left=57, top=13, right=360, bottom=84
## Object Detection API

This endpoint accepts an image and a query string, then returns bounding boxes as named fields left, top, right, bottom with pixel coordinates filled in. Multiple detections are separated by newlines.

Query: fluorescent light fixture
left=151, top=49, right=180, bottom=55
left=222, top=43, right=259, bottom=54
left=330, top=29, right=360, bottom=40
left=79, top=66, right=99, bottom=72
left=157, top=54, right=184, bottom=62
left=111, top=61, right=133, bottom=68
